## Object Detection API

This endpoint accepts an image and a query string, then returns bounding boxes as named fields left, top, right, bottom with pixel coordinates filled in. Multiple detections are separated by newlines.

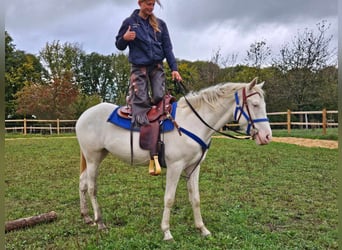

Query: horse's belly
left=104, top=128, right=151, bottom=165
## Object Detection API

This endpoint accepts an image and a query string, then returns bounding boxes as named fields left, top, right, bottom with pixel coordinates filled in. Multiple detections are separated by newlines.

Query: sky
left=5, top=0, right=338, bottom=65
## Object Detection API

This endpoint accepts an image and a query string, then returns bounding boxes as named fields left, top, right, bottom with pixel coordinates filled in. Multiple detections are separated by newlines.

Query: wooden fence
left=266, top=109, right=338, bottom=135
left=5, top=119, right=77, bottom=135
left=5, top=109, right=338, bottom=135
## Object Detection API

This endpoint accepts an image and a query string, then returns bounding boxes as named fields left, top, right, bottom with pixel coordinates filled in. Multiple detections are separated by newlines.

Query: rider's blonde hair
left=139, top=0, right=161, bottom=33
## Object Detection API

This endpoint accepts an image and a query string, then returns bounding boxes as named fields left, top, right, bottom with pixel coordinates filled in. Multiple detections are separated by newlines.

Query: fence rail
left=5, top=109, right=338, bottom=135
left=266, top=109, right=338, bottom=135
left=5, top=119, right=77, bottom=135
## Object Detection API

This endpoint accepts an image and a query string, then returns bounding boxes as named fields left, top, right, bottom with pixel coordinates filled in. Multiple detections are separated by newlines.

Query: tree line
left=5, top=20, right=337, bottom=120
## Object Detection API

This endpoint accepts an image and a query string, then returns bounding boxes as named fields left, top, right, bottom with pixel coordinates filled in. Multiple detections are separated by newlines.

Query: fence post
left=24, top=118, right=27, bottom=135
left=57, top=119, right=60, bottom=135
left=287, top=109, right=291, bottom=134
left=322, top=108, right=327, bottom=135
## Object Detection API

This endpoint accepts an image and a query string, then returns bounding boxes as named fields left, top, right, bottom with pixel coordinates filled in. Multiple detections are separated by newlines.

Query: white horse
left=75, top=78, right=272, bottom=241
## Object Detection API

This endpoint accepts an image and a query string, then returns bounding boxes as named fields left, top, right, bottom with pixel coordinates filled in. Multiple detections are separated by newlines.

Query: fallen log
left=5, top=211, right=57, bottom=233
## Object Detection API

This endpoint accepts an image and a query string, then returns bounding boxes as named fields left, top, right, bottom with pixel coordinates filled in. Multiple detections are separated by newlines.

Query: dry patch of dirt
left=272, top=137, right=338, bottom=149
left=213, top=136, right=338, bottom=149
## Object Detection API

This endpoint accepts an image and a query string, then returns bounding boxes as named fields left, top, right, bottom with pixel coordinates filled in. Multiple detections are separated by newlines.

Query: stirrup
left=149, top=155, right=161, bottom=176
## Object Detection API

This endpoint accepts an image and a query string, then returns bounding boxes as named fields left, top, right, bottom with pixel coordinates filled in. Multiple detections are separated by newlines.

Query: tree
left=15, top=72, right=79, bottom=119
left=314, top=66, right=338, bottom=110
left=206, top=48, right=240, bottom=82
left=257, top=67, right=286, bottom=112
left=14, top=40, right=85, bottom=118
left=39, top=40, right=84, bottom=84
left=111, top=53, right=130, bottom=105
left=211, top=47, right=239, bottom=68
left=5, top=31, right=45, bottom=118
left=273, top=20, right=336, bottom=110
left=190, top=61, right=220, bottom=89
left=163, top=60, right=200, bottom=97
left=79, top=52, right=115, bottom=102
left=72, top=93, right=102, bottom=118
left=244, top=40, right=271, bottom=68
left=276, top=20, right=335, bottom=73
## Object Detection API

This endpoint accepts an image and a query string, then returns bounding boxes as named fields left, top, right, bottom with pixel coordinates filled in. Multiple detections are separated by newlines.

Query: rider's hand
left=172, top=71, right=182, bottom=82
left=123, top=26, right=136, bottom=41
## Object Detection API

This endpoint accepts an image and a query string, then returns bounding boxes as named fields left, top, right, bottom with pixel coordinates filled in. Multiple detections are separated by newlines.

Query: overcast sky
left=5, top=0, right=338, bottom=64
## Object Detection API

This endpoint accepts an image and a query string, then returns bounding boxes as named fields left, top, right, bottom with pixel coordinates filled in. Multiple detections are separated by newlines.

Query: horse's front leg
left=186, top=165, right=211, bottom=237
left=161, top=165, right=182, bottom=241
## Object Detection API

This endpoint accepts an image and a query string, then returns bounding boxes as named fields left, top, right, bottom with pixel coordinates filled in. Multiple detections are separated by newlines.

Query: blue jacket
left=115, top=9, right=178, bottom=71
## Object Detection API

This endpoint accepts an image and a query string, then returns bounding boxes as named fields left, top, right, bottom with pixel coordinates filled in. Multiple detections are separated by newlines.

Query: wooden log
left=5, top=211, right=57, bottom=233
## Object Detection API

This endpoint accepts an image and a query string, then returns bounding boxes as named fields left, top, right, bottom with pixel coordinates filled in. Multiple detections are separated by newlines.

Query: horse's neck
left=177, top=98, right=236, bottom=141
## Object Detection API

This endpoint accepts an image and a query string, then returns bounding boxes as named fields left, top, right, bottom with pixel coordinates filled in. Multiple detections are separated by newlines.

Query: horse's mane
left=178, top=82, right=264, bottom=110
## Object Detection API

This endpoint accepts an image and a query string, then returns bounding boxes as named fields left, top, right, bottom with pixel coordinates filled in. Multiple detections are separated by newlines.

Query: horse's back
left=76, top=102, right=117, bottom=130
left=77, top=102, right=117, bottom=122
left=76, top=102, right=118, bottom=151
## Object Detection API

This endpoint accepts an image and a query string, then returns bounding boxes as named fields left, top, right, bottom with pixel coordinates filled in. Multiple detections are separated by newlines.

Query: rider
left=115, top=0, right=182, bottom=174
left=115, top=0, right=182, bottom=127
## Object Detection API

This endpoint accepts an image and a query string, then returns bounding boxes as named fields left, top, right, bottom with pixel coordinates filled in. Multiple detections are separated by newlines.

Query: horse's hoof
left=83, top=216, right=93, bottom=225
left=202, top=232, right=211, bottom=237
left=163, top=230, right=174, bottom=241
left=163, top=237, right=174, bottom=242
left=200, top=226, right=211, bottom=237
left=98, top=223, right=107, bottom=230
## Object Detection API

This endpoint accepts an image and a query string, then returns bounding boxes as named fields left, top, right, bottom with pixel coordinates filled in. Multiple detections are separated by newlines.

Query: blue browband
left=234, top=90, right=269, bottom=135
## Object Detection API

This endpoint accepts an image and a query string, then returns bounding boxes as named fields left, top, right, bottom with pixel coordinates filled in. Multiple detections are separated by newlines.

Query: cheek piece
left=234, top=87, right=269, bottom=138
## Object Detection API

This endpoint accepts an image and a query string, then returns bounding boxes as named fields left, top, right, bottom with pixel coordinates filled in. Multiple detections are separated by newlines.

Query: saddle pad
left=107, top=102, right=178, bottom=132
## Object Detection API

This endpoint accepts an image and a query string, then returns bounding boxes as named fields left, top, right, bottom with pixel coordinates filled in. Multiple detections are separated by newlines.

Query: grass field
left=4, top=136, right=338, bottom=249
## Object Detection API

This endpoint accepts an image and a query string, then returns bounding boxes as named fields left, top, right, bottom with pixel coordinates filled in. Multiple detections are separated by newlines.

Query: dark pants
left=129, top=63, right=165, bottom=127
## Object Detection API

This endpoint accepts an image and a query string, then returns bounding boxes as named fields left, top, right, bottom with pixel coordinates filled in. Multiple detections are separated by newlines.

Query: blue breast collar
left=179, top=127, right=211, bottom=151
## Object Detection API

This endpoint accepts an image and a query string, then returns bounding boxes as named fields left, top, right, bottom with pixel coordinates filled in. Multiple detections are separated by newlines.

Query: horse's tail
left=80, top=151, right=87, bottom=174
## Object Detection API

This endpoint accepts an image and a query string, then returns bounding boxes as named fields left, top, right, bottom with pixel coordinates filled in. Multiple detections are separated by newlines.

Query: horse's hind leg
left=80, top=150, right=107, bottom=230
left=87, top=161, right=107, bottom=230
left=80, top=171, right=93, bottom=224
left=79, top=152, right=93, bottom=224
left=186, top=165, right=211, bottom=237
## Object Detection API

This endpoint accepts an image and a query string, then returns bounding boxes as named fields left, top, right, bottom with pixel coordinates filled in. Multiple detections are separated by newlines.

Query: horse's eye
left=252, top=101, right=259, bottom=107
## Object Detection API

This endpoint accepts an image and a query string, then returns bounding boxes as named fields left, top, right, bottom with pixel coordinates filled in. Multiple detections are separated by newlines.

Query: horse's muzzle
left=251, top=128, right=272, bottom=145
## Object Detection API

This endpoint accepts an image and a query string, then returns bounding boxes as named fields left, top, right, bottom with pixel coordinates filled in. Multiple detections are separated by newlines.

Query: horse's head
left=234, top=78, right=272, bottom=145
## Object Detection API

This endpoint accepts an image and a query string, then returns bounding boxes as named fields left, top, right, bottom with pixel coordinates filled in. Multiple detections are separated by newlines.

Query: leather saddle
left=118, top=94, right=176, bottom=172
left=118, top=94, right=176, bottom=122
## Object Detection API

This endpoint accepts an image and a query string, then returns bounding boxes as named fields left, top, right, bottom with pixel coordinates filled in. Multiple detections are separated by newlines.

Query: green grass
left=5, top=136, right=338, bottom=249
left=271, top=128, right=338, bottom=141
left=5, top=126, right=338, bottom=140
left=4, top=132, right=76, bottom=139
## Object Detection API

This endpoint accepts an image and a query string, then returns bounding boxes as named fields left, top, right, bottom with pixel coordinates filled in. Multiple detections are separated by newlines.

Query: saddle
left=118, top=94, right=176, bottom=175
left=118, top=94, right=175, bottom=122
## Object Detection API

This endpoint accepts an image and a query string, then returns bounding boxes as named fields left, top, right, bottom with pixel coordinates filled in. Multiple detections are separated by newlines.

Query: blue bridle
left=234, top=87, right=269, bottom=136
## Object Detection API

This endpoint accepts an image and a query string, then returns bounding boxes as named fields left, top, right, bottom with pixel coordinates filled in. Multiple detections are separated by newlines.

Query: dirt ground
left=213, top=136, right=338, bottom=149
left=272, top=137, right=338, bottom=149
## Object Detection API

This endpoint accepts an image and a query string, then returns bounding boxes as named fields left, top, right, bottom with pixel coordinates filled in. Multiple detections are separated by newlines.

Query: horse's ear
left=248, top=77, right=258, bottom=90
left=258, top=81, right=265, bottom=89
